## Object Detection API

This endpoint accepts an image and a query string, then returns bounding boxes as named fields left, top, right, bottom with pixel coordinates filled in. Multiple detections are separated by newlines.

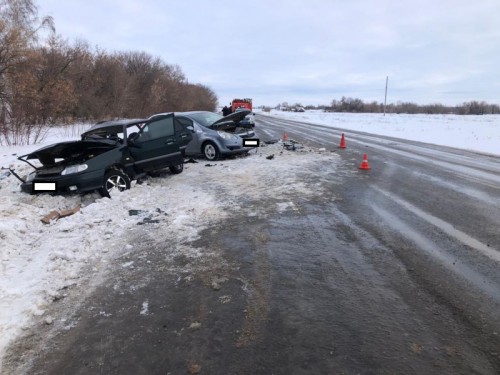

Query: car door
left=174, top=117, right=193, bottom=156
left=176, top=117, right=199, bottom=155
left=129, top=114, right=181, bottom=171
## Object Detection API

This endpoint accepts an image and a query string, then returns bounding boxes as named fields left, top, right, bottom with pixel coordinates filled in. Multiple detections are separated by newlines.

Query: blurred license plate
left=243, top=139, right=259, bottom=147
left=33, top=182, right=57, bottom=191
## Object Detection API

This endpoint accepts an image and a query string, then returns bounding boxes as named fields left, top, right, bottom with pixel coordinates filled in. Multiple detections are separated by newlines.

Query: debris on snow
left=0, top=135, right=342, bottom=369
left=211, top=276, right=228, bottom=291
left=40, top=210, right=60, bottom=224
left=189, top=321, right=202, bottom=330
left=188, top=364, right=201, bottom=374
left=40, top=204, right=81, bottom=224
left=140, top=301, right=149, bottom=315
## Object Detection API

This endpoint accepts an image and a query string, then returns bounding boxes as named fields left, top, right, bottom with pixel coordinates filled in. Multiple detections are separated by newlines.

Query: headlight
left=26, top=171, right=36, bottom=182
left=61, top=164, right=88, bottom=175
left=217, top=131, right=231, bottom=140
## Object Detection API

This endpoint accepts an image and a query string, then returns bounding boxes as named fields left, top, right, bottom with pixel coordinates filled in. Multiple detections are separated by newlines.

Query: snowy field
left=0, top=111, right=499, bottom=369
left=258, top=110, right=500, bottom=156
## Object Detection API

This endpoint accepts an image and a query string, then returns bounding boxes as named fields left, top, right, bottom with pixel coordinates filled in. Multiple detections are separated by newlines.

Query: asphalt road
left=5, top=114, right=500, bottom=374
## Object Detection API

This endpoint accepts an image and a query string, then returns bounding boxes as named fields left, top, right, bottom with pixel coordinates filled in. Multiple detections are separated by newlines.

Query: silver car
left=176, top=110, right=256, bottom=161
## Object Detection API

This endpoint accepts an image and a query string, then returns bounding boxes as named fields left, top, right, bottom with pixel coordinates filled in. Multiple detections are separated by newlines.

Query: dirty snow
left=0, top=111, right=499, bottom=369
left=0, top=125, right=339, bottom=370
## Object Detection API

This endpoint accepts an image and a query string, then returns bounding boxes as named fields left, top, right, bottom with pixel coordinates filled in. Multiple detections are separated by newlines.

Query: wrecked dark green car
left=16, top=113, right=192, bottom=197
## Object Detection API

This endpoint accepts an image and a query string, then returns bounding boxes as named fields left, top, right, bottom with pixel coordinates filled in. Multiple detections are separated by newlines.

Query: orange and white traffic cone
left=282, top=131, right=288, bottom=141
left=339, top=133, right=346, bottom=149
left=359, top=154, right=371, bottom=170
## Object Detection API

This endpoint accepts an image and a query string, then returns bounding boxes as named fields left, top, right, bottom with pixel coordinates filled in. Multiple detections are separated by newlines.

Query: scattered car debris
left=155, top=208, right=168, bottom=215
left=41, top=211, right=60, bottom=224
left=205, top=163, right=217, bottom=167
left=188, top=364, right=201, bottom=374
left=0, top=168, right=11, bottom=180
left=136, top=217, right=160, bottom=225
left=185, top=158, right=198, bottom=163
left=264, top=139, right=279, bottom=144
left=283, top=140, right=302, bottom=151
left=211, top=276, right=228, bottom=290
left=266, top=154, right=274, bottom=160
left=1, top=166, right=24, bottom=182
left=129, top=208, right=167, bottom=224
left=41, top=204, right=81, bottom=224
left=189, top=321, right=202, bottom=330
left=128, top=209, right=147, bottom=216
left=59, top=205, right=82, bottom=219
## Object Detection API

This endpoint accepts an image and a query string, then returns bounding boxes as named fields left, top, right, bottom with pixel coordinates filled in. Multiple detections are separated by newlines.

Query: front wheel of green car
left=99, top=168, right=131, bottom=197
left=169, top=163, right=184, bottom=174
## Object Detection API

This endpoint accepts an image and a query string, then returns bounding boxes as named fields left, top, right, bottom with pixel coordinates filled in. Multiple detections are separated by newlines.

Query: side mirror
left=187, top=126, right=195, bottom=133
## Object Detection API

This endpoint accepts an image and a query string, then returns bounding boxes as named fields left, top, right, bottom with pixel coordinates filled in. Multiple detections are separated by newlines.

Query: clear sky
left=37, top=0, right=500, bottom=107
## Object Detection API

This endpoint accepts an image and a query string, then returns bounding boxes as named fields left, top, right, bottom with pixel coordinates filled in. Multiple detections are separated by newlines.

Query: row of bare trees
left=275, top=98, right=500, bottom=116
left=323, top=97, right=500, bottom=115
left=0, top=0, right=218, bottom=145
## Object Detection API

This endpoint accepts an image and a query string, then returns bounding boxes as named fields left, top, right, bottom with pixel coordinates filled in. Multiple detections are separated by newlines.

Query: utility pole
left=384, top=76, right=388, bottom=116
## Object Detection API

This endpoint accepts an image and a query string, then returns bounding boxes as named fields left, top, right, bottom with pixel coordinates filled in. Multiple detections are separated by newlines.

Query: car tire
left=169, top=163, right=184, bottom=174
left=203, top=142, right=219, bottom=161
left=99, top=168, right=131, bottom=197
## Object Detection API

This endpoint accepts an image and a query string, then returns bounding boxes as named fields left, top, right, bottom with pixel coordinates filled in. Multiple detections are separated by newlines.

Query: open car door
left=128, top=113, right=183, bottom=171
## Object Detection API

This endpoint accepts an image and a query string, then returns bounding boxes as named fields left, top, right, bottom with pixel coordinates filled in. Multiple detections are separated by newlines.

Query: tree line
left=327, top=97, right=500, bottom=115
left=276, top=97, right=500, bottom=115
left=0, top=0, right=218, bottom=145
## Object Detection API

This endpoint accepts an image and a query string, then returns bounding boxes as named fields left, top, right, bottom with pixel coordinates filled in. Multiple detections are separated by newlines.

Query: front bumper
left=21, top=170, right=104, bottom=194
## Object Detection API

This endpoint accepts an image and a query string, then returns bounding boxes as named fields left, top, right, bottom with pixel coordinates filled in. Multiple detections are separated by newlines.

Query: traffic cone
left=359, top=154, right=371, bottom=170
left=339, top=133, right=346, bottom=148
left=282, top=131, right=288, bottom=141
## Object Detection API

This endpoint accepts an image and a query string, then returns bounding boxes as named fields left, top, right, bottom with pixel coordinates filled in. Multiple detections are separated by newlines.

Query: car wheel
left=203, top=142, right=219, bottom=161
left=169, top=163, right=184, bottom=174
left=99, top=168, right=131, bottom=197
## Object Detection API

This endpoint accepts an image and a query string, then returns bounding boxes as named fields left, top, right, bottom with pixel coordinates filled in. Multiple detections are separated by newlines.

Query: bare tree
left=0, top=0, right=54, bottom=144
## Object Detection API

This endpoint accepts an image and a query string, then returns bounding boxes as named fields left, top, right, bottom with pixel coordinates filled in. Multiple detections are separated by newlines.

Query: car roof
left=176, top=111, right=210, bottom=116
left=82, top=118, right=147, bottom=137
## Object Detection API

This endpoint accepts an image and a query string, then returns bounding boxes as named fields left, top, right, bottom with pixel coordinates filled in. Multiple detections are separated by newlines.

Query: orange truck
left=231, top=98, right=252, bottom=112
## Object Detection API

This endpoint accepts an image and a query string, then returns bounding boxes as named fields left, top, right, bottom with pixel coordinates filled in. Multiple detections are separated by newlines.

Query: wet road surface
left=4, top=114, right=500, bottom=374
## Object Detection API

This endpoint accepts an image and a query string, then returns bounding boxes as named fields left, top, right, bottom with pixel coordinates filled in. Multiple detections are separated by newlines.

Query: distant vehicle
left=16, top=114, right=192, bottom=197
left=176, top=110, right=255, bottom=161
left=231, top=98, right=252, bottom=112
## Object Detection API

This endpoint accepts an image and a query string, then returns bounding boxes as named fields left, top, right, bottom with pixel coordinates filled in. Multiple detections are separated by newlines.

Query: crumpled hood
left=209, top=109, right=250, bottom=130
left=19, top=140, right=117, bottom=164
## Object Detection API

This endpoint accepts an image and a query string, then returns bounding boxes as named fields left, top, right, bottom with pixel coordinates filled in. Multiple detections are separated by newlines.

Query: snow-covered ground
left=0, top=126, right=338, bottom=371
left=0, top=111, right=499, bottom=369
left=258, top=110, right=500, bottom=156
